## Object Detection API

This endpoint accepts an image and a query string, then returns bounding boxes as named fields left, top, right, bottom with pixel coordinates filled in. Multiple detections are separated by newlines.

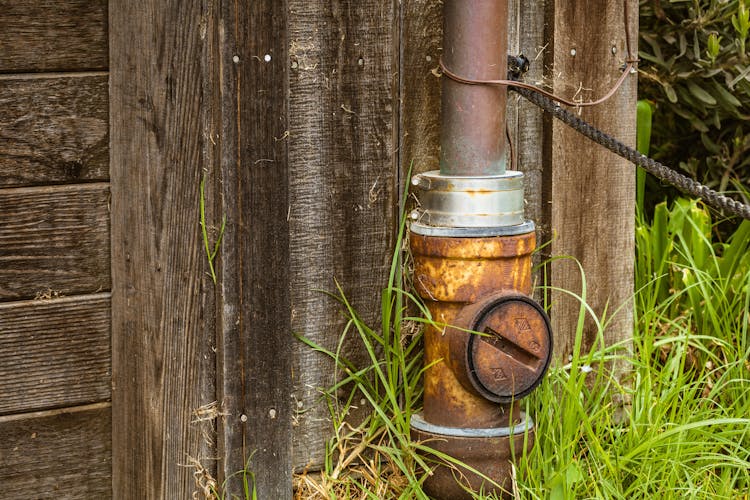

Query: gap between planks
left=0, top=181, right=110, bottom=195
left=0, top=71, right=109, bottom=81
left=0, top=401, right=111, bottom=425
left=0, top=291, right=111, bottom=310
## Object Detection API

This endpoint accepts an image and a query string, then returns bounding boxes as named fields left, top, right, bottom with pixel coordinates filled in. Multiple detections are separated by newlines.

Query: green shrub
left=639, top=0, right=750, bottom=200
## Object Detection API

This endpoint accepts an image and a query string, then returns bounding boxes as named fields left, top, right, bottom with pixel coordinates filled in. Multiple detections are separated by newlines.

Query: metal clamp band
left=410, top=170, right=527, bottom=230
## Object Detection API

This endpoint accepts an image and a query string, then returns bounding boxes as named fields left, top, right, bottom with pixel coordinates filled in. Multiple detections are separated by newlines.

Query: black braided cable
left=510, top=86, right=750, bottom=220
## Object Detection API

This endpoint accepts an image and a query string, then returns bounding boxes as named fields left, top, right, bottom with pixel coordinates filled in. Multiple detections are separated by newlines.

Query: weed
left=209, top=452, right=259, bottom=500
left=517, top=199, right=750, bottom=499
left=295, top=196, right=435, bottom=499
left=199, top=175, right=226, bottom=284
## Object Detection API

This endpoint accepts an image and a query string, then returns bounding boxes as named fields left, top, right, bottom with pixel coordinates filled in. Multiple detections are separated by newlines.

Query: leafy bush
left=639, top=0, right=750, bottom=200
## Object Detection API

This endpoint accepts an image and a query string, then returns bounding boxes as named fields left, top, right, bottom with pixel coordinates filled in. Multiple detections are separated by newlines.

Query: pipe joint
left=410, top=170, right=527, bottom=232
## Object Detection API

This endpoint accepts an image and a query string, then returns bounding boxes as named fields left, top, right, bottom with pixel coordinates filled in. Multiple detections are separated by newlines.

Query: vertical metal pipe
left=440, top=0, right=509, bottom=176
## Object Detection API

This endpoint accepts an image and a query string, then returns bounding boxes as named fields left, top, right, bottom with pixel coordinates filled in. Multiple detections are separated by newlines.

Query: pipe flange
left=409, top=220, right=535, bottom=237
left=410, top=412, right=534, bottom=437
left=410, top=411, right=534, bottom=500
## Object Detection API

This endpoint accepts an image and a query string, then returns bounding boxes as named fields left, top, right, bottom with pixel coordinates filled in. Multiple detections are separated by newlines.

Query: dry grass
left=294, top=457, right=410, bottom=499
left=293, top=413, right=412, bottom=499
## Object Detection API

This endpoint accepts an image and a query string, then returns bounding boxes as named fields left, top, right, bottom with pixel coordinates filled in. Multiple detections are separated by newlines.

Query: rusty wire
left=439, top=1, right=638, bottom=109
left=439, top=58, right=636, bottom=109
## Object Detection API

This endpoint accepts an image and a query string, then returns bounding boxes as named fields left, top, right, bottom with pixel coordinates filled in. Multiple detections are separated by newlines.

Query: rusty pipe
left=409, top=1, right=551, bottom=498
left=410, top=231, right=551, bottom=499
left=412, top=232, right=535, bottom=429
left=440, top=0, right=509, bottom=176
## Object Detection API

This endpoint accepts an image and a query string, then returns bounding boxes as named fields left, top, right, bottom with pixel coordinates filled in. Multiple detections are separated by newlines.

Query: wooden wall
left=108, top=0, right=401, bottom=495
left=0, top=1, right=112, bottom=497
left=0, top=1, right=634, bottom=498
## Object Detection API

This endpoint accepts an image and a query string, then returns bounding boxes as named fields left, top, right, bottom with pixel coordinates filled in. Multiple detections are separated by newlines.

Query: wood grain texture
left=0, top=294, right=110, bottom=415
left=287, top=0, right=400, bottom=470
left=213, top=1, right=293, bottom=496
left=110, top=1, right=217, bottom=498
left=0, top=74, right=109, bottom=187
left=550, top=0, right=636, bottom=359
left=221, top=0, right=296, bottom=498
left=0, top=0, right=107, bottom=73
left=507, top=0, right=552, bottom=249
left=0, top=183, right=111, bottom=301
left=0, top=403, right=112, bottom=499
left=399, top=0, right=442, bottom=183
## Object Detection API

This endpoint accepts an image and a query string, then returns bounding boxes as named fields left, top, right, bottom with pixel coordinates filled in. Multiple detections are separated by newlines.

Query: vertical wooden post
left=111, top=0, right=294, bottom=497
left=549, top=0, right=637, bottom=359
left=287, top=0, right=400, bottom=470
left=110, top=1, right=217, bottom=497
left=214, top=1, right=293, bottom=496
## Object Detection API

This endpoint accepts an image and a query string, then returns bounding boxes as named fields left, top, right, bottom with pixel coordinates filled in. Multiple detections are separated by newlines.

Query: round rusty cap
left=447, top=292, right=552, bottom=403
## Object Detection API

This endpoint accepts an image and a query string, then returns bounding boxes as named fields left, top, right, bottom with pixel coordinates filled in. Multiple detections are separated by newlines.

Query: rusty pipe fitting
left=411, top=231, right=537, bottom=428
left=411, top=412, right=533, bottom=499
left=409, top=231, right=551, bottom=499
left=441, top=0, right=509, bottom=176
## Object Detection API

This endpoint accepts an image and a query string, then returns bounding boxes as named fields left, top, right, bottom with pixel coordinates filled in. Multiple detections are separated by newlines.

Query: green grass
left=516, top=200, right=750, bottom=499
left=209, top=452, right=259, bottom=500
left=296, top=199, right=434, bottom=499
left=294, top=198, right=750, bottom=499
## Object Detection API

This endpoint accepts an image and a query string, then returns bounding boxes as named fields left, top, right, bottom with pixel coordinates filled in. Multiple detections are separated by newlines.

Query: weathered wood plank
left=0, top=183, right=111, bottom=301
left=0, top=293, right=110, bottom=415
left=507, top=0, right=552, bottom=249
left=550, top=0, right=636, bottom=358
left=213, top=2, right=294, bottom=497
left=399, top=0, right=442, bottom=185
left=287, top=0, right=400, bottom=470
left=110, top=1, right=217, bottom=498
left=0, top=0, right=107, bottom=73
left=0, top=74, right=109, bottom=187
left=0, top=403, right=111, bottom=499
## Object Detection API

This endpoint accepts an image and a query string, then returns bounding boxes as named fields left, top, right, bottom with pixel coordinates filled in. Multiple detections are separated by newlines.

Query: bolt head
left=411, top=175, right=431, bottom=190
